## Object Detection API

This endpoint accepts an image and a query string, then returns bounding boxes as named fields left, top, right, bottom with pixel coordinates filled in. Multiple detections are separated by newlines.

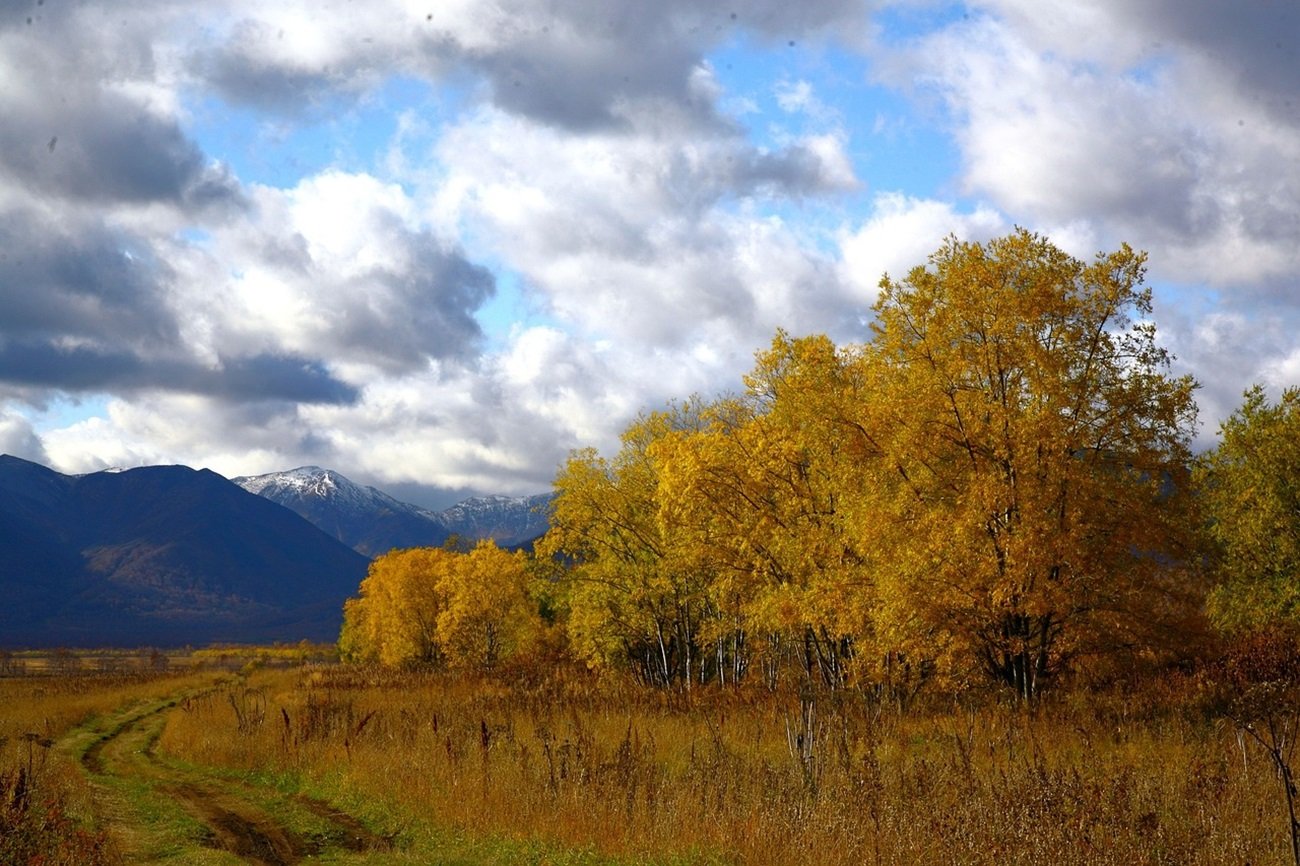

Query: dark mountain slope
left=0, top=457, right=369, bottom=647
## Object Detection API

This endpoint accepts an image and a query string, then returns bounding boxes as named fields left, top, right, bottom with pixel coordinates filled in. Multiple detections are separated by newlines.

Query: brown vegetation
left=156, top=662, right=1294, bottom=865
left=0, top=663, right=213, bottom=865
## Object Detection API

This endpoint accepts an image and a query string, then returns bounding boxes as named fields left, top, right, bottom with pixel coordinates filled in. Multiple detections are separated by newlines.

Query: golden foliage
left=861, top=229, right=1201, bottom=695
left=538, top=231, right=1204, bottom=695
left=340, top=541, right=538, bottom=670
left=537, top=404, right=717, bottom=685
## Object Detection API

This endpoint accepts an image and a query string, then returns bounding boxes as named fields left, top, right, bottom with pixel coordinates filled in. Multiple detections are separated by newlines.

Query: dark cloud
left=361, top=478, right=478, bottom=511
left=5, top=100, right=201, bottom=204
left=0, top=169, right=491, bottom=406
left=0, top=340, right=358, bottom=404
left=0, top=31, right=244, bottom=211
left=197, top=0, right=866, bottom=130
left=462, top=20, right=708, bottom=131
left=0, top=343, right=150, bottom=391
left=208, top=175, right=498, bottom=373
left=0, top=210, right=179, bottom=346
left=198, top=16, right=378, bottom=115
left=715, top=140, right=855, bottom=200
left=469, top=0, right=866, bottom=129
left=333, top=245, right=495, bottom=371
left=205, top=354, right=359, bottom=404
left=182, top=164, right=248, bottom=216
left=1123, top=1, right=1300, bottom=120
left=468, top=0, right=864, bottom=130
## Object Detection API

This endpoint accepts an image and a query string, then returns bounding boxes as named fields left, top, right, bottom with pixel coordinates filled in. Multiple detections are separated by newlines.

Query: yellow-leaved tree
left=436, top=540, right=536, bottom=670
left=340, top=547, right=454, bottom=666
left=537, top=404, right=716, bottom=686
left=339, top=541, right=539, bottom=670
left=532, top=230, right=1204, bottom=695
left=654, top=333, right=877, bottom=688
left=859, top=229, right=1201, bottom=697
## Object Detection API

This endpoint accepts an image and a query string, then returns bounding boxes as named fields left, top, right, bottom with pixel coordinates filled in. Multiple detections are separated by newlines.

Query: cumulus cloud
left=0, top=5, right=243, bottom=212
left=0, top=410, right=49, bottom=465
left=174, top=172, right=495, bottom=376
left=839, top=193, right=1007, bottom=301
left=433, top=106, right=858, bottom=357
left=878, top=3, right=1300, bottom=289
left=193, top=0, right=867, bottom=130
left=5, top=0, right=1298, bottom=498
left=0, top=0, right=879, bottom=496
left=864, top=1, right=1300, bottom=445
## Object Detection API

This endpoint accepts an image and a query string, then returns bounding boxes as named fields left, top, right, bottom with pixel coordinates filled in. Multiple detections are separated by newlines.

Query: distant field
left=0, top=643, right=338, bottom=676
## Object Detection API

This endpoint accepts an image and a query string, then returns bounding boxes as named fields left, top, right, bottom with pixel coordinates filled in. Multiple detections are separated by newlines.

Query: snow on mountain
left=436, top=493, right=553, bottom=548
left=236, top=466, right=414, bottom=515
left=233, top=467, right=551, bottom=556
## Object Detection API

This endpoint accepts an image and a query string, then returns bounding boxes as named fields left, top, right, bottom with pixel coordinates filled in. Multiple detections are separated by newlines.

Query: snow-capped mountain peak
left=232, top=467, right=551, bottom=556
left=235, top=466, right=406, bottom=512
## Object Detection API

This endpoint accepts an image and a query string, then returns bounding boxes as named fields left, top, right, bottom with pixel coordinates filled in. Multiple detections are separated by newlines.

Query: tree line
left=341, top=230, right=1299, bottom=698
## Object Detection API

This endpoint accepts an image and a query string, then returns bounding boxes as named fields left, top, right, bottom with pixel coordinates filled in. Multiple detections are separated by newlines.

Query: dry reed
left=156, top=664, right=1287, bottom=865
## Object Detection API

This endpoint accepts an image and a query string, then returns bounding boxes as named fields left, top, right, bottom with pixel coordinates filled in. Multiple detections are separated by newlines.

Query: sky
left=1, top=0, right=1298, bottom=508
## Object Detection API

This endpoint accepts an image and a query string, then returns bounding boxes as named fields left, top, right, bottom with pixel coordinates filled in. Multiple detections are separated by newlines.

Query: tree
left=654, top=333, right=877, bottom=688
left=538, top=404, right=716, bottom=686
left=340, top=547, right=454, bottom=666
left=340, top=542, right=541, bottom=670
left=1199, top=386, right=1300, bottom=633
left=859, top=229, right=1200, bottom=697
left=436, top=540, right=537, bottom=670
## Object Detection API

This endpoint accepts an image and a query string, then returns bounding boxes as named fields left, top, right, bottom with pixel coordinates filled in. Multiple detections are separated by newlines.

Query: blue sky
left=1, top=0, right=1297, bottom=507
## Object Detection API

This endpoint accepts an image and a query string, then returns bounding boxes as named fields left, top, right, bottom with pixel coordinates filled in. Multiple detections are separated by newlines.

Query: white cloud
left=7, top=0, right=1300, bottom=498
left=0, top=410, right=49, bottom=465
left=168, top=170, right=493, bottom=376
left=877, top=5, right=1300, bottom=289
left=866, top=1, right=1300, bottom=443
left=776, top=79, right=816, bottom=113
left=433, top=106, right=857, bottom=355
left=838, top=193, right=1006, bottom=302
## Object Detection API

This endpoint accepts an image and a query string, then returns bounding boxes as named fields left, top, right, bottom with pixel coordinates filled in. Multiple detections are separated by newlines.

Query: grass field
left=3, top=651, right=1297, bottom=865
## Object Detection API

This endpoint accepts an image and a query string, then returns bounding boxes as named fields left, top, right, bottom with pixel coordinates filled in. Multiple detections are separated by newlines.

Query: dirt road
left=76, top=687, right=389, bottom=865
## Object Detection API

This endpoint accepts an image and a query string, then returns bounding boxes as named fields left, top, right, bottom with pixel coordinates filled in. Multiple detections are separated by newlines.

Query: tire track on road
left=78, top=686, right=389, bottom=864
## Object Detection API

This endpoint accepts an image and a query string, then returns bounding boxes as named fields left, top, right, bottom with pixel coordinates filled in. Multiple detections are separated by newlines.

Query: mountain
left=437, top=493, right=553, bottom=549
left=232, top=466, right=449, bottom=557
left=233, top=467, right=552, bottom=555
left=0, top=455, right=369, bottom=648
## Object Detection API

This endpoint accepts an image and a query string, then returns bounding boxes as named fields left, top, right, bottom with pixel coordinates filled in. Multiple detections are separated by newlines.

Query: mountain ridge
left=0, top=455, right=369, bottom=648
left=232, top=466, right=552, bottom=555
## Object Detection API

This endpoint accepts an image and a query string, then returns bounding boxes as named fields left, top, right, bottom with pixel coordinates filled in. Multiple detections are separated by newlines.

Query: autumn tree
left=538, top=404, right=717, bottom=686
left=535, top=230, right=1203, bottom=696
left=437, top=540, right=537, bottom=670
left=1199, top=386, right=1300, bottom=633
left=340, top=547, right=453, bottom=666
left=340, top=542, right=539, bottom=670
left=860, top=229, right=1200, bottom=697
left=654, top=334, right=878, bottom=688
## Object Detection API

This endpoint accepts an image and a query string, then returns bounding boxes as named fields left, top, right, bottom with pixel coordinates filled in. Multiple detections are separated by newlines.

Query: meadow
left=158, top=660, right=1297, bottom=865
left=5, top=647, right=1299, bottom=865
left=0, top=658, right=217, bottom=864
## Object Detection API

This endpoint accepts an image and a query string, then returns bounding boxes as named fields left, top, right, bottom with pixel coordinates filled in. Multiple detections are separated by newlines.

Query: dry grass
left=157, top=665, right=1291, bottom=865
left=0, top=663, right=215, bottom=865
